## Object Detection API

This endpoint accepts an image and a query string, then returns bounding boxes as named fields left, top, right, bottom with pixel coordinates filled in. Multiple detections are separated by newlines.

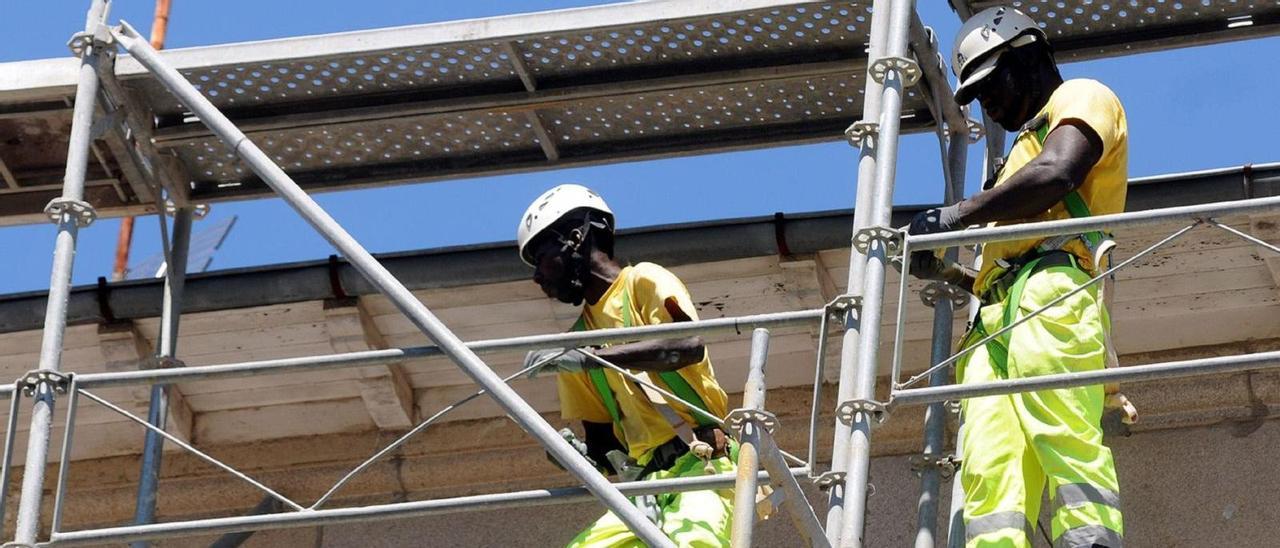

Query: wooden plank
left=195, top=398, right=374, bottom=445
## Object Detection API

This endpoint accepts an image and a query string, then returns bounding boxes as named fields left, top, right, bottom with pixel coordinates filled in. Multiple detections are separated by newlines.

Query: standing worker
left=517, top=184, right=737, bottom=547
left=906, top=7, right=1126, bottom=548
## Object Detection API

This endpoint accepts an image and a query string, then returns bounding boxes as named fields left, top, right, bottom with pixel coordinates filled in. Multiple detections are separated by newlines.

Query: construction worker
left=906, top=7, right=1126, bottom=548
left=516, top=184, right=736, bottom=547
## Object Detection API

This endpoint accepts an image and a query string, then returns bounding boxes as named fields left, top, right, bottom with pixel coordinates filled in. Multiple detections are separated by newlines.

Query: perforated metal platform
left=0, top=0, right=1276, bottom=225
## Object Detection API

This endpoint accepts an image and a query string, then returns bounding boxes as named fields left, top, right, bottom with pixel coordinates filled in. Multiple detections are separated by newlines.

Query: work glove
left=907, top=204, right=965, bottom=236
left=545, top=427, right=598, bottom=471
left=523, top=347, right=594, bottom=379
left=905, top=250, right=949, bottom=281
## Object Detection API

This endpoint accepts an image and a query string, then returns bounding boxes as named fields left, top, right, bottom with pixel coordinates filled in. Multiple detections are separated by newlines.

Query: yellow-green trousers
left=567, top=452, right=735, bottom=548
left=959, top=266, right=1124, bottom=548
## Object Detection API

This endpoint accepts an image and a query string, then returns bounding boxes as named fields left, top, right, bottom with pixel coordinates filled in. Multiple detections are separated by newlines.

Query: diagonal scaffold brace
left=108, top=20, right=674, bottom=548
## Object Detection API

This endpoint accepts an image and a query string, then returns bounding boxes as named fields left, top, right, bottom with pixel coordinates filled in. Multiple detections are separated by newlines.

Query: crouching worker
left=516, top=184, right=737, bottom=547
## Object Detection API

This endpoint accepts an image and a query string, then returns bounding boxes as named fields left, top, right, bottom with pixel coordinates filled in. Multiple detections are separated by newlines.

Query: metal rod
left=311, top=359, right=544, bottom=509
left=908, top=194, right=1280, bottom=251
left=133, top=206, right=193, bottom=545
left=893, top=350, right=1280, bottom=407
left=47, top=468, right=808, bottom=546
left=70, top=309, right=822, bottom=390
left=12, top=2, right=110, bottom=543
left=78, top=388, right=306, bottom=512
left=1209, top=219, right=1280, bottom=255
left=806, top=309, right=831, bottom=477
left=915, top=124, right=970, bottom=548
left=899, top=222, right=1199, bottom=390
left=837, top=1, right=916, bottom=545
left=51, top=378, right=81, bottom=534
left=730, top=328, right=771, bottom=548
left=826, top=0, right=890, bottom=540
left=112, top=24, right=672, bottom=546
left=0, top=386, right=22, bottom=538
left=758, top=428, right=830, bottom=548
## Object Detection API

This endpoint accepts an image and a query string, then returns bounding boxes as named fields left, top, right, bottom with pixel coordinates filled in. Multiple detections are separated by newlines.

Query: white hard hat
left=516, top=184, right=614, bottom=266
left=952, top=6, right=1047, bottom=104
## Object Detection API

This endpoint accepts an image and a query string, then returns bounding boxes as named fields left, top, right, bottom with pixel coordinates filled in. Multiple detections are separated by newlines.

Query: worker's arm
left=592, top=299, right=705, bottom=373
left=957, top=120, right=1104, bottom=225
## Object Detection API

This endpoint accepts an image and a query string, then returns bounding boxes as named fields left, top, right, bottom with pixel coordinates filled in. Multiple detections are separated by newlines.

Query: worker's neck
left=583, top=249, right=623, bottom=305
left=1025, top=68, right=1064, bottom=122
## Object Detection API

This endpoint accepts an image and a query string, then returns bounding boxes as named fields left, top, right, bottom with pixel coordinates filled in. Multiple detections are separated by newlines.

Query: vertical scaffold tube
left=111, top=23, right=673, bottom=547
left=836, top=1, right=917, bottom=546
left=730, top=328, right=771, bottom=547
left=825, top=0, right=890, bottom=542
left=12, top=1, right=111, bottom=544
left=133, top=206, right=194, bottom=547
left=914, top=130, right=969, bottom=548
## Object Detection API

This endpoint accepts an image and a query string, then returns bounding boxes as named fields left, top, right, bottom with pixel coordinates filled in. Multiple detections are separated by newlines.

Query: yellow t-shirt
left=973, top=78, right=1128, bottom=296
left=557, top=263, right=730, bottom=462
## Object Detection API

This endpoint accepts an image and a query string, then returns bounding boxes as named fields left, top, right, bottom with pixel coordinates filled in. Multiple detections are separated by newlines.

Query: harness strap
left=572, top=316, right=626, bottom=431
left=1027, top=116, right=1111, bottom=262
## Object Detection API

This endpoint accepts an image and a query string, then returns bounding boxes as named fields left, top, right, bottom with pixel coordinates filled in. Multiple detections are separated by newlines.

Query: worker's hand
left=524, top=348, right=594, bottom=379
left=907, top=204, right=965, bottom=235
left=906, top=251, right=949, bottom=281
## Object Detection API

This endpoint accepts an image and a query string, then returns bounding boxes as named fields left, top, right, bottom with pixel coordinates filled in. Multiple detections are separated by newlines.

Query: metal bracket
left=724, top=408, right=778, bottom=439
left=945, top=400, right=962, bottom=416
left=909, top=453, right=961, bottom=480
left=869, top=56, right=921, bottom=87
left=163, top=199, right=211, bottom=219
left=920, top=282, right=970, bottom=310
left=844, top=120, right=879, bottom=148
left=67, top=25, right=114, bottom=57
left=18, top=370, right=71, bottom=398
left=965, top=118, right=986, bottom=144
left=44, top=198, right=98, bottom=227
left=825, top=294, right=862, bottom=322
left=144, top=356, right=186, bottom=370
left=836, top=398, right=889, bottom=426
left=89, top=109, right=122, bottom=141
left=813, top=471, right=845, bottom=491
left=851, top=226, right=903, bottom=256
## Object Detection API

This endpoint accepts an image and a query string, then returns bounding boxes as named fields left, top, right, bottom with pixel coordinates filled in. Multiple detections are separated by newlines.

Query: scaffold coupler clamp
left=67, top=24, right=114, bottom=57
left=725, top=408, right=778, bottom=439
left=146, top=356, right=187, bottom=370
left=18, top=370, right=72, bottom=398
left=909, top=453, right=961, bottom=480
left=164, top=198, right=211, bottom=219
left=45, top=198, right=97, bottom=227
left=852, top=226, right=903, bottom=257
left=844, top=120, right=879, bottom=148
left=825, top=294, right=862, bottom=323
left=836, top=398, right=889, bottom=427
left=920, top=282, right=970, bottom=310
left=814, top=470, right=845, bottom=492
left=965, top=118, right=986, bottom=143
left=869, top=56, right=921, bottom=87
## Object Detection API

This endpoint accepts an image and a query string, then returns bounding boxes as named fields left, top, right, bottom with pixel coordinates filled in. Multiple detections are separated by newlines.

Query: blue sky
left=1, top=1, right=1277, bottom=294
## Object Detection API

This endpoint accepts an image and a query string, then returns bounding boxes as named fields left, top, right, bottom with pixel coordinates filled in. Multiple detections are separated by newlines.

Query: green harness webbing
left=570, top=274, right=717, bottom=433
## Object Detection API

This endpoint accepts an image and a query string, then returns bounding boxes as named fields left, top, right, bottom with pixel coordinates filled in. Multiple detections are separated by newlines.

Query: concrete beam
left=1247, top=213, right=1280, bottom=298
left=323, top=298, right=417, bottom=430
left=96, top=322, right=195, bottom=443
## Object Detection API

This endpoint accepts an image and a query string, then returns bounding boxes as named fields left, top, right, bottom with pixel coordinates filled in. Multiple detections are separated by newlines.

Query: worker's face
left=531, top=235, right=583, bottom=305
left=972, top=52, right=1034, bottom=132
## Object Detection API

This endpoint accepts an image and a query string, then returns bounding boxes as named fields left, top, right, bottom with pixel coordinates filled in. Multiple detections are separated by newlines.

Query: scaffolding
left=1, top=0, right=1278, bottom=546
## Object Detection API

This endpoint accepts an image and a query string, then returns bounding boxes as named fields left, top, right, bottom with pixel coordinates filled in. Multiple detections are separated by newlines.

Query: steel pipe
left=730, top=329, right=771, bottom=547
left=825, top=0, right=890, bottom=541
left=758, top=428, right=830, bottom=547
left=891, top=350, right=1280, bottom=407
left=113, top=23, right=672, bottom=546
left=66, top=309, right=822, bottom=390
left=11, top=2, right=110, bottom=544
left=133, top=206, right=194, bottom=545
left=909, top=193, right=1280, bottom=251
left=47, top=468, right=809, bottom=547
left=837, top=1, right=917, bottom=545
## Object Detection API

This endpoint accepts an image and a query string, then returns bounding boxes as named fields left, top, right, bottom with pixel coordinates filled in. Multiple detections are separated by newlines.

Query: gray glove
left=524, top=347, right=594, bottom=379
left=907, top=204, right=965, bottom=235
left=907, top=251, right=949, bottom=281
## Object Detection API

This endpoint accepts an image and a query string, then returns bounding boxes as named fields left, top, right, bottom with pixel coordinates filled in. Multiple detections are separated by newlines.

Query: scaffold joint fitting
left=869, top=56, right=921, bottom=87
left=814, top=471, right=845, bottom=491
left=920, top=282, right=970, bottom=309
left=851, top=226, right=902, bottom=256
left=44, top=198, right=97, bottom=227
left=18, top=370, right=71, bottom=398
left=164, top=199, right=211, bottom=219
left=825, top=294, right=862, bottom=322
left=965, top=118, right=986, bottom=143
left=836, top=398, right=889, bottom=426
left=725, top=408, right=778, bottom=438
left=844, top=120, right=879, bottom=148
left=146, top=356, right=187, bottom=370
left=67, top=25, right=114, bottom=57
left=909, top=453, right=961, bottom=480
